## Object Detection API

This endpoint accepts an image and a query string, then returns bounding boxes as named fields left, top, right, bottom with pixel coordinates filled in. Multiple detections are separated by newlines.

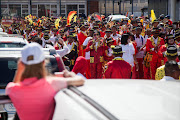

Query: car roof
left=107, top=15, right=129, bottom=22
left=74, top=80, right=180, bottom=120
left=0, top=48, right=56, bottom=58
left=0, top=37, right=27, bottom=44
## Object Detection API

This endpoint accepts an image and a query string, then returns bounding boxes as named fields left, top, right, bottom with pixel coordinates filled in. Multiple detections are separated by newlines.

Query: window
left=79, top=5, right=85, bottom=8
left=32, top=5, right=37, bottom=16
left=51, top=5, right=57, bottom=16
left=9, top=4, right=21, bottom=17
left=140, top=0, right=145, bottom=3
left=79, top=4, right=85, bottom=17
left=22, top=4, right=29, bottom=17
left=1, top=4, right=8, bottom=15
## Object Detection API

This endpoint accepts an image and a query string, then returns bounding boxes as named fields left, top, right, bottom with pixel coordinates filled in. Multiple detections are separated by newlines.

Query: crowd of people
left=1, top=14, right=180, bottom=80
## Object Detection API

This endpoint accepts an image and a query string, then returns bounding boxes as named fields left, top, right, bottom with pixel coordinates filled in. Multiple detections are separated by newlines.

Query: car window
left=0, top=43, right=26, bottom=48
left=0, top=57, right=59, bottom=86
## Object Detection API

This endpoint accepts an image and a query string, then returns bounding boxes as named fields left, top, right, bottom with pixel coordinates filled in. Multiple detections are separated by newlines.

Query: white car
left=0, top=37, right=28, bottom=48
left=54, top=80, right=180, bottom=120
left=107, top=15, right=129, bottom=23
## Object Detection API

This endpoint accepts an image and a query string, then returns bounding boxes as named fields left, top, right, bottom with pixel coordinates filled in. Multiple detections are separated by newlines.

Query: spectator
left=5, top=43, right=84, bottom=120
left=72, top=56, right=88, bottom=78
left=161, top=61, right=180, bottom=81
left=121, top=34, right=138, bottom=79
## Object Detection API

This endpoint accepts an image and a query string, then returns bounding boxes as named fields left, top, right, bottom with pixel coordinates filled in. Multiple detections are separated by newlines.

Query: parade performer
left=77, top=24, right=87, bottom=57
left=104, top=45, right=131, bottom=79
left=158, top=34, right=178, bottom=66
left=65, top=33, right=78, bottom=71
left=146, top=28, right=165, bottom=79
left=155, top=45, right=179, bottom=80
left=85, top=30, right=106, bottom=79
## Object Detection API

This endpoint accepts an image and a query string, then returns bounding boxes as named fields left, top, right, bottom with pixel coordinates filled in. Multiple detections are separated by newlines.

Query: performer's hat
left=107, top=38, right=114, bottom=43
left=165, top=45, right=178, bottom=57
left=43, top=33, right=50, bottom=40
left=111, top=45, right=125, bottom=55
left=166, top=34, right=174, bottom=40
left=152, top=19, right=159, bottom=23
left=175, top=33, right=180, bottom=40
left=52, top=27, right=58, bottom=31
left=79, top=24, right=85, bottom=29
left=105, top=28, right=112, bottom=32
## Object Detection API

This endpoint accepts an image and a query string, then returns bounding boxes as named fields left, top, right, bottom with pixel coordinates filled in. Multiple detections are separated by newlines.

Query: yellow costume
left=155, top=65, right=180, bottom=80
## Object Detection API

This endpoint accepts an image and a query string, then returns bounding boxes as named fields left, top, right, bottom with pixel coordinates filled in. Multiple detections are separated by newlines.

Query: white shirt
left=56, top=44, right=70, bottom=57
left=83, top=37, right=92, bottom=60
left=160, top=76, right=176, bottom=81
left=66, top=42, right=75, bottom=51
left=107, top=47, right=113, bottom=57
left=134, top=34, right=146, bottom=58
left=153, top=37, right=159, bottom=45
left=121, top=43, right=135, bottom=67
left=111, top=33, right=121, bottom=44
left=49, top=35, right=57, bottom=45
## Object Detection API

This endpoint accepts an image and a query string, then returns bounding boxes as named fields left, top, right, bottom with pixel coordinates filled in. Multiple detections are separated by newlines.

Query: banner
left=1, top=16, right=13, bottom=27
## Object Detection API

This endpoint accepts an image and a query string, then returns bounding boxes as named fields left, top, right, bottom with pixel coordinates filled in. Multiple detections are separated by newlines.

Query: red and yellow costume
left=146, top=36, right=165, bottom=79
left=104, top=57, right=131, bottom=78
left=158, top=44, right=179, bottom=66
left=77, top=31, right=87, bottom=57
left=85, top=39, right=106, bottom=79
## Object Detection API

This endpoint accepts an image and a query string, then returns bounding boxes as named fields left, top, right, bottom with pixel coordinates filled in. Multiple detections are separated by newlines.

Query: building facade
left=148, top=0, right=180, bottom=21
left=1, top=0, right=87, bottom=17
left=1, top=0, right=149, bottom=18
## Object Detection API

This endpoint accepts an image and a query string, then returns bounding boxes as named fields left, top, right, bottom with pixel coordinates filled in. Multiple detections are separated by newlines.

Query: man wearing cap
left=104, top=45, right=131, bottom=78
left=36, top=27, right=44, bottom=38
left=77, top=24, right=87, bottom=57
left=85, top=30, right=106, bottom=78
left=134, top=27, right=146, bottom=79
left=82, top=29, right=94, bottom=78
left=49, top=28, right=58, bottom=45
left=158, top=34, right=178, bottom=66
left=175, top=33, right=180, bottom=46
left=111, top=25, right=121, bottom=44
left=104, top=28, right=116, bottom=45
left=155, top=45, right=179, bottom=80
left=41, top=33, right=53, bottom=48
left=146, top=27, right=165, bottom=79
left=23, top=27, right=31, bottom=40
left=104, top=38, right=114, bottom=62
left=65, top=33, right=78, bottom=71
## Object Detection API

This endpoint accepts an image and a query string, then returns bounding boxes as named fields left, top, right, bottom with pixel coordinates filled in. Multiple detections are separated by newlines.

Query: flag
left=67, top=11, right=77, bottom=25
left=73, top=15, right=77, bottom=22
left=87, top=16, right=91, bottom=22
left=55, top=18, right=60, bottom=29
left=151, top=9, right=156, bottom=22
left=126, top=11, right=129, bottom=17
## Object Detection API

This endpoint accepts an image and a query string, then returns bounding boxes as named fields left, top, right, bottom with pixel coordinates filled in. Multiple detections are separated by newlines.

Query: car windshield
left=0, top=56, right=59, bottom=87
left=0, top=43, right=26, bottom=48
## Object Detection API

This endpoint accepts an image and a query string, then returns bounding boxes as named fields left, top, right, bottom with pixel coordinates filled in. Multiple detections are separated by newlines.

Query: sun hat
left=21, top=43, right=45, bottom=65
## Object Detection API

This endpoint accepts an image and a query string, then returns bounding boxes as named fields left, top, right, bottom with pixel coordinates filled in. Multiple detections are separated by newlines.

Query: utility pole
left=105, top=0, right=106, bottom=16
left=118, top=0, right=122, bottom=14
left=123, top=0, right=125, bottom=15
left=29, top=0, right=32, bottom=14
left=131, top=0, right=133, bottom=14
left=113, top=0, right=115, bottom=14
left=0, top=0, right=1, bottom=19
left=60, top=0, right=61, bottom=16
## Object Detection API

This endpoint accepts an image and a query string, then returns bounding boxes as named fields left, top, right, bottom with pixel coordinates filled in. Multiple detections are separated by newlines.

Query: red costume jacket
left=104, top=57, right=132, bottom=79
left=146, top=36, right=165, bottom=62
left=78, top=31, right=87, bottom=56
left=158, top=44, right=179, bottom=66
left=85, top=39, right=106, bottom=64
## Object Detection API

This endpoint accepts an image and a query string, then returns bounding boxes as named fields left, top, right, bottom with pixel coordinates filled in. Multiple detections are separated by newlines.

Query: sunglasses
left=94, top=34, right=99, bottom=36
